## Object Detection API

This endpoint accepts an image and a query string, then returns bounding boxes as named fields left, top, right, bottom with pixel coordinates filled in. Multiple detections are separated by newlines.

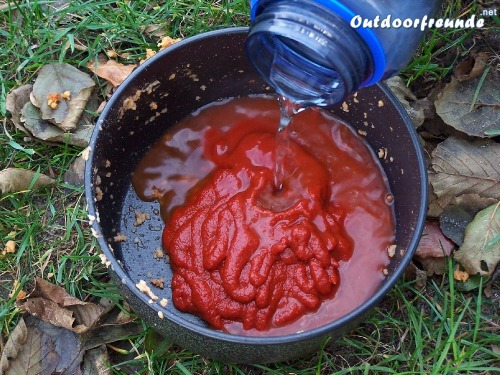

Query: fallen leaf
left=0, top=317, right=64, bottom=375
left=384, top=76, right=431, bottom=128
left=484, top=265, right=499, bottom=299
left=454, top=203, right=500, bottom=276
left=454, top=52, right=490, bottom=82
left=439, top=194, right=500, bottom=245
left=454, top=274, right=490, bottom=292
left=138, top=24, right=166, bottom=38
left=20, top=101, right=94, bottom=147
left=430, top=137, right=500, bottom=209
left=427, top=184, right=498, bottom=218
left=80, top=345, right=112, bottom=375
left=0, top=168, right=55, bottom=195
left=19, top=297, right=77, bottom=331
left=403, top=262, right=427, bottom=289
left=8, top=280, right=26, bottom=301
left=427, top=176, right=447, bottom=218
left=87, top=59, right=136, bottom=88
left=418, top=257, right=448, bottom=276
left=415, top=221, right=455, bottom=259
left=63, top=156, right=86, bottom=187
left=453, top=194, right=500, bottom=216
left=435, top=69, right=499, bottom=138
left=2, top=298, right=141, bottom=375
left=31, top=63, right=95, bottom=132
left=439, top=205, right=474, bottom=246
left=5, top=84, right=33, bottom=131
left=0, top=317, right=28, bottom=374
left=17, top=278, right=104, bottom=333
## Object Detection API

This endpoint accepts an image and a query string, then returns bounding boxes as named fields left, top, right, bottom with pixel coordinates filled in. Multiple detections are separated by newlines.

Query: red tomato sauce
left=132, top=96, right=395, bottom=335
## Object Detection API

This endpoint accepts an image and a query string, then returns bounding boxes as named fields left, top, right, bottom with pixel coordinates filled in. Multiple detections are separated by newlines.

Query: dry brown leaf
left=0, top=317, right=67, bottom=375
left=0, top=168, right=55, bottom=195
left=453, top=194, right=500, bottom=214
left=87, top=59, right=136, bottom=88
left=454, top=52, right=490, bottom=82
left=0, top=316, right=83, bottom=375
left=427, top=181, right=498, bottom=218
left=31, top=63, right=96, bottom=132
left=20, top=100, right=95, bottom=147
left=0, top=318, right=30, bottom=374
left=430, top=137, right=500, bottom=209
left=20, top=297, right=76, bottom=330
left=2, top=299, right=141, bottom=375
left=80, top=345, right=112, bottom=375
left=5, top=84, right=33, bottom=131
left=17, top=278, right=104, bottom=333
left=435, top=69, right=499, bottom=138
left=32, top=277, right=86, bottom=307
left=427, top=175, right=447, bottom=217
left=0, top=317, right=27, bottom=368
left=418, top=257, right=448, bottom=276
left=403, top=262, right=427, bottom=289
left=415, top=221, right=455, bottom=259
left=138, top=24, right=166, bottom=38
left=63, top=156, right=86, bottom=187
left=385, top=76, right=430, bottom=128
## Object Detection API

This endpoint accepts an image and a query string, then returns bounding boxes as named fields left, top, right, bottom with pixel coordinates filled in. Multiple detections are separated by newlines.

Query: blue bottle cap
left=249, top=0, right=387, bottom=87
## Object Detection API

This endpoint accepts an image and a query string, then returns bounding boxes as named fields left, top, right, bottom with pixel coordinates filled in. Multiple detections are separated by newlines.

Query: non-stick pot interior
left=86, top=28, right=426, bottom=362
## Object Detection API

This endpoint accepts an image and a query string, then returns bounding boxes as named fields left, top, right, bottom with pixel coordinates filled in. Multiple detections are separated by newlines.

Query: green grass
left=1, top=1, right=498, bottom=374
left=402, top=0, right=480, bottom=85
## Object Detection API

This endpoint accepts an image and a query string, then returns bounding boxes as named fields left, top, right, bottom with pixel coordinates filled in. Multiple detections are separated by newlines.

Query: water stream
left=274, top=95, right=305, bottom=191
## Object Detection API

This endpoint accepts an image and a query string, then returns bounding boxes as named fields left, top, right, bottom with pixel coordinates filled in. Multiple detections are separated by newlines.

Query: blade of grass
left=469, top=64, right=491, bottom=112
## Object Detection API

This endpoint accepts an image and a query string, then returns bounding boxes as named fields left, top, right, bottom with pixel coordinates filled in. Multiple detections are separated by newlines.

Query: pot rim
left=85, top=26, right=428, bottom=346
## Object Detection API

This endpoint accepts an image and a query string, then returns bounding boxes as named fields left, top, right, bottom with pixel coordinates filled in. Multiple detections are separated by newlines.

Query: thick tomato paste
left=132, top=96, right=395, bottom=335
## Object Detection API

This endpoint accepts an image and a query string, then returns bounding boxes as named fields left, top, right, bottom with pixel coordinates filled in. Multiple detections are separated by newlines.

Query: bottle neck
left=246, top=0, right=374, bottom=106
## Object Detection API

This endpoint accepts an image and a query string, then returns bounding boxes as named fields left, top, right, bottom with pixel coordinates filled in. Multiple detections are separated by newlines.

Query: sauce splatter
left=132, top=96, right=394, bottom=335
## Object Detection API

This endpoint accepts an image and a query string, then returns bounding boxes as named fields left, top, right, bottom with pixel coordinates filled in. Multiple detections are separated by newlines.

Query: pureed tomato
left=132, top=96, right=395, bottom=335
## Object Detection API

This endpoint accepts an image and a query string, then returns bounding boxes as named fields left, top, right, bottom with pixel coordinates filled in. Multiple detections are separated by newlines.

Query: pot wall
left=85, top=27, right=427, bottom=363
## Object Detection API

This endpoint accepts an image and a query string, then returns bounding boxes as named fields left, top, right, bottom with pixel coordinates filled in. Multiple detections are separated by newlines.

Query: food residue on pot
left=150, top=278, right=164, bottom=289
left=132, top=95, right=395, bottom=335
left=118, top=80, right=161, bottom=119
left=95, top=187, right=103, bottom=201
left=387, top=244, right=397, bottom=258
left=136, top=279, right=159, bottom=301
left=153, top=247, right=165, bottom=260
left=113, top=233, right=127, bottom=243
left=99, top=253, right=111, bottom=268
left=134, top=210, right=150, bottom=227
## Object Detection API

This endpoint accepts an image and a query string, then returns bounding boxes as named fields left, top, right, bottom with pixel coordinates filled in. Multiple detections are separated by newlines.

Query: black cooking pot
left=85, top=27, right=427, bottom=364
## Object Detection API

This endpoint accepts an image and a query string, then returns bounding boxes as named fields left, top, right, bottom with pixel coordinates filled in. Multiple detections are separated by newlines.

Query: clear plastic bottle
left=245, top=0, right=442, bottom=106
